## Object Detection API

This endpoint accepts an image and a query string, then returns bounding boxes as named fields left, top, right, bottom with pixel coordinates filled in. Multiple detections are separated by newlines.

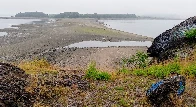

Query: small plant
left=85, top=62, right=111, bottom=80
left=185, top=28, right=196, bottom=38
left=122, top=52, right=149, bottom=69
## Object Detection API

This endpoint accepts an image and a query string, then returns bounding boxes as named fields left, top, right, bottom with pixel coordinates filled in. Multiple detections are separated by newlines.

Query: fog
left=0, top=0, right=196, bottom=18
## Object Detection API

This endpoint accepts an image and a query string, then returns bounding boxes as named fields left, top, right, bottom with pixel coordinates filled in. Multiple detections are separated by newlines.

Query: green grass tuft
left=185, top=28, right=196, bottom=38
left=183, top=63, right=196, bottom=77
left=133, top=62, right=181, bottom=78
left=85, top=62, right=111, bottom=80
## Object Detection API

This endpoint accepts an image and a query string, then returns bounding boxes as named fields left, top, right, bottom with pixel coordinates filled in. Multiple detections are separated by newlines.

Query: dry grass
left=15, top=55, right=196, bottom=106
left=18, top=59, right=58, bottom=74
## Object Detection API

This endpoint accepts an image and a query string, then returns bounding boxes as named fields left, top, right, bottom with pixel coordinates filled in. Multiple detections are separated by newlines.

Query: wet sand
left=0, top=18, right=153, bottom=71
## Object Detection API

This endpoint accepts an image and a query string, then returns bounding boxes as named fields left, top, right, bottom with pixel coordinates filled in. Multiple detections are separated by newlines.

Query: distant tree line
left=15, top=12, right=48, bottom=18
left=15, top=12, right=137, bottom=19
left=53, top=12, right=80, bottom=18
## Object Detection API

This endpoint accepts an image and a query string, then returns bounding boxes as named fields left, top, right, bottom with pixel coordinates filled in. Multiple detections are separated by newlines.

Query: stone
left=146, top=75, right=186, bottom=106
left=148, top=16, right=196, bottom=60
left=0, top=63, right=34, bottom=107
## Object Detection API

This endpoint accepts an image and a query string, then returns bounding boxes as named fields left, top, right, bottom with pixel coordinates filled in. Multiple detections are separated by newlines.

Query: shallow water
left=0, top=19, right=40, bottom=36
left=100, top=20, right=184, bottom=38
left=65, top=41, right=152, bottom=48
left=0, top=32, right=7, bottom=36
left=0, top=19, right=41, bottom=29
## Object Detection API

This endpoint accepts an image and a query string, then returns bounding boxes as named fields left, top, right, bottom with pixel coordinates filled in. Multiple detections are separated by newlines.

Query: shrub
left=185, top=28, right=196, bottom=38
left=122, top=52, right=149, bottom=69
left=85, top=62, right=111, bottom=80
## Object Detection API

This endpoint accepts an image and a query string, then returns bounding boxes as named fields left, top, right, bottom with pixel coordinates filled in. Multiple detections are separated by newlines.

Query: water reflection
left=65, top=41, right=152, bottom=48
left=0, top=32, right=7, bottom=36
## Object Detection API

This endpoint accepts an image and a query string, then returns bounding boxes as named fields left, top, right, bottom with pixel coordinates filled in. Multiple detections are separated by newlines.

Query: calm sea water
left=0, top=19, right=40, bottom=36
left=64, top=41, right=152, bottom=48
left=100, top=20, right=184, bottom=38
left=0, top=19, right=41, bottom=29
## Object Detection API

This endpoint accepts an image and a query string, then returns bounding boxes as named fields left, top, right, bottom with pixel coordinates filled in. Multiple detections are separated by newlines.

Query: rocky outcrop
left=0, top=63, right=34, bottom=107
left=148, top=16, right=196, bottom=60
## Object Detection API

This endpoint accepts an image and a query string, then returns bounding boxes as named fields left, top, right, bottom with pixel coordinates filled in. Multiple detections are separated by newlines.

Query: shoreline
left=0, top=18, right=153, bottom=71
left=0, top=19, right=44, bottom=32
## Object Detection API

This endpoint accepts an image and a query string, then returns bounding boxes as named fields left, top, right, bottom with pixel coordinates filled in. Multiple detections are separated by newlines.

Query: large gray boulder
left=147, top=16, right=196, bottom=60
left=0, top=63, right=34, bottom=107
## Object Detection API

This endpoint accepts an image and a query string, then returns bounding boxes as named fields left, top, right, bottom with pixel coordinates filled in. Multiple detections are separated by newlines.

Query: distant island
left=0, top=11, right=181, bottom=20
left=14, top=11, right=137, bottom=19
left=15, top=12, right=48, bottom=18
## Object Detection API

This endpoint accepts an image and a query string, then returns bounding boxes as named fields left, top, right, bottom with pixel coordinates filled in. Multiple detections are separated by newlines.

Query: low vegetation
left=185, top=28, right=196, bottom=38
left=18, top=59, right=58, bottom=74
left=85, top=62, right=111, bottom=80
left=121, top=50, right=196, bottom=78
left=76, top=26, right=121, bottom=36
left=133, top=62, right=180, bottom=78
left=122, top=52, right=149, bottom=69
left=13, top=49, right=196, bottom=106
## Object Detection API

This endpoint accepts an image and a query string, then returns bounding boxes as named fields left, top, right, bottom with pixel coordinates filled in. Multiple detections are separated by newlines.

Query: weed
left=185, top=28, right=196, bottom=38
left=134, top=69, right=147, bottom=76
left=133, top=62, right=180, bottom=78
left=119, top=67, right=130, bottom=74
left=85, top=62, right=111, bottom=80
left=122, top=52, right=149, bottom=69
left=183, top=63, right=196, bottom=77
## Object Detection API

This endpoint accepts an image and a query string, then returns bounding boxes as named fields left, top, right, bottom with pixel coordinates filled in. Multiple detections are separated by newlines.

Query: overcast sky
left=0, top=0, right=196, bottom=18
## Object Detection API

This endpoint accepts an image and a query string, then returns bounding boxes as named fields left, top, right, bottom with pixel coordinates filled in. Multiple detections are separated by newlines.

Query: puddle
left=0, top=32, right=7, bottom=36
left=65, top=41, right=152, bottom=48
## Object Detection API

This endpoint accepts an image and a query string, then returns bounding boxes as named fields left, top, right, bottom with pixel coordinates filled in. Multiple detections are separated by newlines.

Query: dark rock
left=146, top=75, right=186, bottom=106
left=148, top=16, right=196, bottom=60
left=0, top=63, right=34, bottom=107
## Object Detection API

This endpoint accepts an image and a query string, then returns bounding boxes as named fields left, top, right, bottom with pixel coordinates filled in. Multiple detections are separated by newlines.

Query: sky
left=0, top=0, right=196, bottom=18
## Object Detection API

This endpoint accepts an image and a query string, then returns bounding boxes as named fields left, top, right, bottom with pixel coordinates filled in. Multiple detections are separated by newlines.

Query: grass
left=133, top=62, right=180, bottom=78
left=122, top=52, right=149, bottom=69
left=185, top=28, right=196, bottom=38
left=76, top=26, right=120, bottom=36
left=130, top=58, right=196, bottom=78
left=118, top=98, right=129, bottom=107
left=85, top=62, right=111, bottom=80
left=13, top=50, right=196, bottom=106
left=18, top=59, right=58, bottom=74
left=121, top=51, right=196, bottom=78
